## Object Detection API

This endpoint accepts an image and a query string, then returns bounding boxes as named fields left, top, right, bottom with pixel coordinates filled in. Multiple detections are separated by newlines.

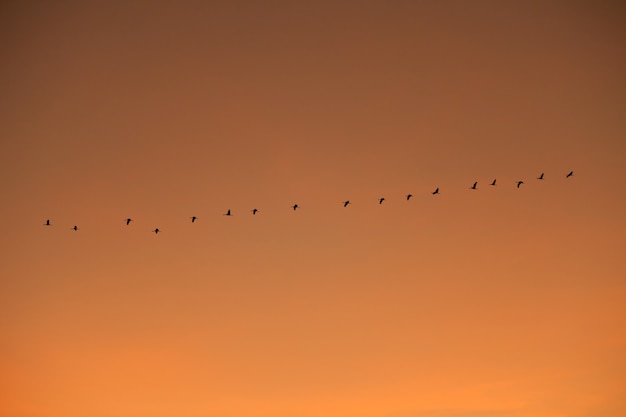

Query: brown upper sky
left=1, top=1, right=625, bottom=417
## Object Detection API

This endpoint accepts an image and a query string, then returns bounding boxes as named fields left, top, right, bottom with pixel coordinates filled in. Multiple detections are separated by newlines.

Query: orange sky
left=1, top=1, right=625, bottom=417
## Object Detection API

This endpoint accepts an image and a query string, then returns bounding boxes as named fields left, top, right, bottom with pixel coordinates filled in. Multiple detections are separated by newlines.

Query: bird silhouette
left=432, top=188, right=439, bottom=195
left=44, top=219, right=51, bottom=226
left=72, top=225, right=78, bottom=231
left=343, top=201, right=350, bottom=207
left=538, top=173, right=544, bottom=180
left=379, top=198, right=385, bottom=204
left=470, top=181, right=477, bottom=190
left=251, top=208, right=258, bottom=215
left=566, top=171, right=574, bottom=178
left=292, top=204, right=299, bottom=211
left=153, top=228, right=160, bottom=234
left=490, top=179, right=496, bottom=186
left=224, top=210, right=231, bottom=216
left=516, top=181, right=524, bottom=188
left=190, top=216, right=197, bottom=223
left=126, top=218, right=132, bottom=225
left=406, top=194, right=413, bottom=200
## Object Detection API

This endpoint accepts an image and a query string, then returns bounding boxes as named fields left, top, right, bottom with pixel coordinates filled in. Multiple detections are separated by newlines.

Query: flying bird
left=343, top=201, right=350, bottom=207
left=190, top=216, right=197, bottom=223
left=406, top=194, right=413, bottom=200
left=566, top=171, right=574, bottom=178
left=490, top=179, right=496, bottom=186
left=224, top=209, right=231, bottom=216
left=126, top=218, right=132, bottom=225
left=379, top=198, right=385, bottom=204
left=432, top=188, right=439, bottom=195
left=72, top=225, right=78, bottom=231
left=251, top=208, right=258, bottom=215
left=44, top=219, right=51, bottom=226
left=516, top=181, right=524, bottom=188
left=538, top=173, right=544, bottom=180
left=292, top=204, right=299, bottom=211
left=153, top=228, right=160, bottom=234
left=470, top=181, right=477, bottom=190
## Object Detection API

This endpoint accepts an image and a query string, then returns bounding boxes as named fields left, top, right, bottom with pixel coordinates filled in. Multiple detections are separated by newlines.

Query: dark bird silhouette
left=406, top=194, right=413, bottom=200
left=470, top=181, right=477, bottom=190
left=566, top=171, right=574, bottom=178
left=251, top=208, right=258, bottom=215
left=343, top=201, right=350, bottom=207
left=292, top=204, right=299, bottom=211
left=538, top=173, right=544, bottom=180
left=517, top=181, right=524, bottom=188
left=432, top=188, right=439, bottom=195
left=224, top=209, right=231, bottom=216
left=126, top=218, right=132, bottom=225
left=72, top=225, right=78, bottom=231
left=190, top=216, right=197, bottom=223
left=153, top=228, right=160, bottom=234
left=44, top=219, right=51, bottom=226
left=379, top=198, right=385, bottom=204
left=490, top=179, right=496, bottom=186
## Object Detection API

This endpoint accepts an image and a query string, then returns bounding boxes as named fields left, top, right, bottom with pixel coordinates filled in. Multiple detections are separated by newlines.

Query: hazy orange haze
left=1, top=1, right=625, bottom=417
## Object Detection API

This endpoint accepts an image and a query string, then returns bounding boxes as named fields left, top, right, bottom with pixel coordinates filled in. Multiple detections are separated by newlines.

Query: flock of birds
left=42, top=171, right=575, bottom=234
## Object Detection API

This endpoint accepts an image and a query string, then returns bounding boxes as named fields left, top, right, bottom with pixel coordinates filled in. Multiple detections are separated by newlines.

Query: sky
left=1, top=1, right=625, bottom=417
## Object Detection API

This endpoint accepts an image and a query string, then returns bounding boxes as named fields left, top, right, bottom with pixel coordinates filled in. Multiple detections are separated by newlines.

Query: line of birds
left=43, top=171, right=574, bottom=234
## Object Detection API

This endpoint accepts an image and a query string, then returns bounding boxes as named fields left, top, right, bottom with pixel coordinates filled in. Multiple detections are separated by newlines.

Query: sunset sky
left=1, top=1, right=625, bottom=416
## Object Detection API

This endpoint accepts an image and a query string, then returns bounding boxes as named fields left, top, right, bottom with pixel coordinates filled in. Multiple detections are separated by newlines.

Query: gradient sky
left=1, top=1, right=625, bottom=417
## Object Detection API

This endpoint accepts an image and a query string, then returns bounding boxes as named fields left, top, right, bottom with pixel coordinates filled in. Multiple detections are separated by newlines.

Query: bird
left=44, top=219, right=51, bottom=226
left=251, top=208, right=258, bottom=215
left=432, top=187, right=439, bottom=195
left=343, top=201, right=350, bottom=207
left=292, top=204, right=299, bottom=211
left=72, top=225, right=78, bottom=231
left=379, top=198, right=385, bottom=204
left=538, top=173, right=544, bottom=180
left=490, top=179, right=496, bottom=186
left=153, top=228, right=160, bottom=234
left=516, top=181, right=524, bottom=188
left=224, top=209, right=231, bottom=216
left=470, top=181, right=477, bottom=190
left=406, top=194, right=413, bottom=200
left=126, top=218, right=132, bottom=225
left=566, top=171, right=574, bottom=178
left=190, top=216, right=197, bottom=223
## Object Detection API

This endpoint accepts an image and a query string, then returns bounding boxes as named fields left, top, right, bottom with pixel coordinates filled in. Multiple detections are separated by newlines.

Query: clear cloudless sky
left=1, top=1, right=625, bottom=417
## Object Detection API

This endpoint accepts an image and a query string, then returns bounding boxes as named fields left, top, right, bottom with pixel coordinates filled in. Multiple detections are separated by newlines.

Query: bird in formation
left=343, top=201, right=350, bottom=207
left=490, top=179, right=496, bottom=186
left=44, top=219, right=51, bottom=226
left=72, top=225, right=78, bottom=231
left=190, top=216, right=197, bottom=223
left=224, top=210, right=231, bottom=216
left=153, top=228, right=160, bottom=234
left=517, top=181, right=524, bottom=188
left=538, top=173, right=544, bottom=180
left=432, top=187, right=439, bottom=195
left=406, top=194, right=413, bottom=200
left=292, top=204, right=299, bottom=211
left=252, top=208, right=259, bottom=215
left=470, top=181, right=477, bottom=190
left=566, top=171, right=574, bottom=178
left=126, top=218, right=132, bottom=225
left=379, top=198, right=385, bottom=204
